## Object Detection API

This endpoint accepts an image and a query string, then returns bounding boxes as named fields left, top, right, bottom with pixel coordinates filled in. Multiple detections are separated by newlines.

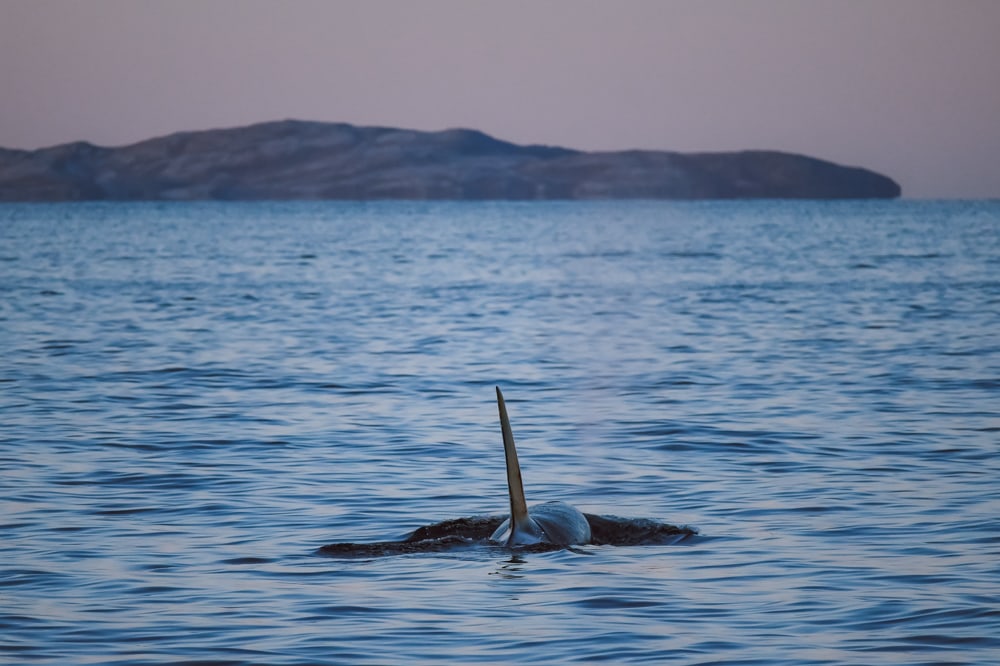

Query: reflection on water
left=492, top=555, right=529, bottom=580
left=1, top=200, right=998, bottom=664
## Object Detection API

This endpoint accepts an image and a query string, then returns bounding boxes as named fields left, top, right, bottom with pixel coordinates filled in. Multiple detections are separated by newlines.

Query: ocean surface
left=1, top=200, right=998, bottom=665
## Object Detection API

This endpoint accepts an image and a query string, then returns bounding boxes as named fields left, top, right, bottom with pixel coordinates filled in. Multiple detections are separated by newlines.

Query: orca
left=489, top=386, right=592, bottom=546
left=317, top=387, right=697, bottom=557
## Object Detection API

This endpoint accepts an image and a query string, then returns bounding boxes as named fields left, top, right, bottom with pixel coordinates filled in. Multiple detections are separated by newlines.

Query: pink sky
left=2, top=0, right=998, bottom=198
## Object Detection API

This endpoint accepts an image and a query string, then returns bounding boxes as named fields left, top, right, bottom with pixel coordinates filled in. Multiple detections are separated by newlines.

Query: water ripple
left=1, top=200, right=998, bottom=664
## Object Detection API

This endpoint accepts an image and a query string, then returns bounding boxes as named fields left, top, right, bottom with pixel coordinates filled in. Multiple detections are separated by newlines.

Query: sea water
left=1, top=200, right=998, bottom=664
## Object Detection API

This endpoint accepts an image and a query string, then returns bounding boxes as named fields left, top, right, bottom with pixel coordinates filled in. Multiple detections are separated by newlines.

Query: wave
left=317, top=513, right=697, bottom=557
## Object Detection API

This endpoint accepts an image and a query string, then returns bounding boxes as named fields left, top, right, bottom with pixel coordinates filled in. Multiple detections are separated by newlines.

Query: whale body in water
left=489, top=386, right=591, bottom=546
left=317, top=387, right=696, bottom=557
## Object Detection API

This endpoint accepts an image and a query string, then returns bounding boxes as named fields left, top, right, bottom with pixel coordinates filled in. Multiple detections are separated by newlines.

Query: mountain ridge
left=0, top=119, right=902, bottom=201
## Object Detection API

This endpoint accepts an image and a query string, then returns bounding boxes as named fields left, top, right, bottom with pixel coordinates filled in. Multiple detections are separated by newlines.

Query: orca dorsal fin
left=496, top=386, right=531, bottom=532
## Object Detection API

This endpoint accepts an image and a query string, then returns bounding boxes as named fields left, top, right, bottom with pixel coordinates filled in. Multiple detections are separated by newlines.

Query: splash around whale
left=318, top=387, right=696, bottom=557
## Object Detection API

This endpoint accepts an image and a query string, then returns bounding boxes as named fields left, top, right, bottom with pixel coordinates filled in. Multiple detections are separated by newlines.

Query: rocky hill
left=0, top=120, right=901, bottom=201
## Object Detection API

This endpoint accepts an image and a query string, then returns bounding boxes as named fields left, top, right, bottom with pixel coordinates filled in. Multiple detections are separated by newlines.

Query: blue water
left=2, top=200, right=998, bottom=664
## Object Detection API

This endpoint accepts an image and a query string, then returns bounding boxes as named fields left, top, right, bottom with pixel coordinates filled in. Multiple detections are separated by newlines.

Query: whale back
left=528, top=501, right=591, bottom=545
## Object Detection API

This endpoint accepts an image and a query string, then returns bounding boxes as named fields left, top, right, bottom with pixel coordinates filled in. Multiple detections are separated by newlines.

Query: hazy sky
left=2, top=0, right=998, bottom=198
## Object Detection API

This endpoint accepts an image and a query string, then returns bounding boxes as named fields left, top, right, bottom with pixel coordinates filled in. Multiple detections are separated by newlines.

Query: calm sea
left=2, top=200, right=998, bottom=665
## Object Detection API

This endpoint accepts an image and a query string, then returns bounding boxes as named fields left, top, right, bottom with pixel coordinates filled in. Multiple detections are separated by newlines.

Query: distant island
left=0, top=119, right=901, bottom=201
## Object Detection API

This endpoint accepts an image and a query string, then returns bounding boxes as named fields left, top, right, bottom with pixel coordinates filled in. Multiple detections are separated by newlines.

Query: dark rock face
left=0, top=119, right=901, bottom=201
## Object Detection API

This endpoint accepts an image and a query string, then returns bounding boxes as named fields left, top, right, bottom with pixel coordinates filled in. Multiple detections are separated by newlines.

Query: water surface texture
left=2, top=200, right=998, bottom=664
